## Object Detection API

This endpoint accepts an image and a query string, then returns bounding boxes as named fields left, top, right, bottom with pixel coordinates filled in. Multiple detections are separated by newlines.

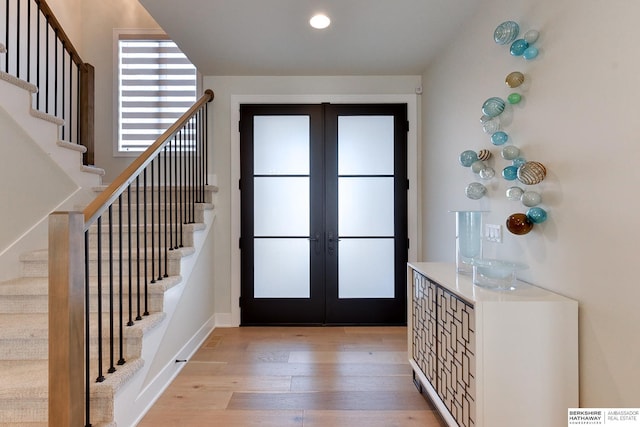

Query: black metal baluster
left=174, top=135, right=180, bottom=248
left=36, top=3, right=40, bottom=109
left=143, top=169, right=149, bottom=317
left=61, top=44, right=65, bottom=139
left=125, top=186, right=133, bottom=329
left=45, top=15, right=49, bottom=113
left=118, top=194, right=126, bottom=365
left=178, top=129, right=183, bottom=247
left=27, top=0, right=31, bottom=82
left=68, top=55, right=73, bottom=143
left=205, top=103, right=209, bottom=185
left=76, top=64, right=80, bottom=146
left=198, top=113, right=204, bottom=203
left=126, top=185, right=133, bottom=327
left=189, top=117, right=198, bottom=217
left=182, top=128, right=188, bottom=226
left=96, top=216, right=105, bottom=383
left=174, top=138, right=179, bottom=249
left=135, top=176, right=142, bottom=322
left=150, top=160, right=156, bottom=284
left=108, top=205, right=116, bottom=374
left=157, top=156, right=163, bottom=281
left=172, top=137, right=177, bottom=249
left=194, top=116, right=198, bottom=202
left=4, top=0, right=9, bottom=73
left=163, top=146, right=168, bottom=277
left=194, top=110, right=204, bottom=203
left=187, top=123, right=195, bottom=224
left=54, top=32, right=58, bottom=117
left=168, top=140, right=174, bottom=251
left=16, top=0, right=20, bottom=77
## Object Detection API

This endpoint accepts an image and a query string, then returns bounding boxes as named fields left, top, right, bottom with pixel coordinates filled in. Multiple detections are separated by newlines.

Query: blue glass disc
left=502, top=165, right=518, bottom=181
left=482, top=97, right=506, bottom=117
left=494, top=21, right=520, bottom=45
left=459, top=150, right=478, bottom=167
left=510, top=39, right=529, bottom=56
left=523, top=46, right=539, bottom=60
left=491, top=131, right=509, bottom=146
left=526, top=207, right=548, bottom=224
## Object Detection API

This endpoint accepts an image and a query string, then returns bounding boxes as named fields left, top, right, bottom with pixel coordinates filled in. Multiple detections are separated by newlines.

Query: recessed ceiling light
left=310, top=14, right=330, bottom=29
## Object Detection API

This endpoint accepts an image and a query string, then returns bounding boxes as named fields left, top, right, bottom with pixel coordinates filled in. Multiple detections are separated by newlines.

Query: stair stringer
left=109, top=206, right=218, bottom=426
left=0, top=73, right=105, bottom=190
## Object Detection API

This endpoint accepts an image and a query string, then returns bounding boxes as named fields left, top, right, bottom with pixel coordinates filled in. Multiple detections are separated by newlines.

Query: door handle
left=309, top=233, right=321, bottom=254
left=327, top=232, right=340, bottom=254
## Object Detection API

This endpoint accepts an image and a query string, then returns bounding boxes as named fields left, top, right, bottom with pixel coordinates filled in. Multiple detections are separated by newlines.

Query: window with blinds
left=118, top=36, right=197, bottom=152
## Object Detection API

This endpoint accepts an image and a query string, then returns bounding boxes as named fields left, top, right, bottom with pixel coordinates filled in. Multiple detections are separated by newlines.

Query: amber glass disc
left=506, top=213, right=533, bottom=235
left=505, top=71, right=525, bottom=88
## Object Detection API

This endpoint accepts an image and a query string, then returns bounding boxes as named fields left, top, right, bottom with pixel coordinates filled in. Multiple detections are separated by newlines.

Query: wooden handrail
left=83, top=89, right=214, bottom=228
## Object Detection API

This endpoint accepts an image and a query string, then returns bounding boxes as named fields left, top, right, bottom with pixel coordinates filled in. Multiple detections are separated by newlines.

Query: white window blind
left=118, top=36, right=197, bottom=152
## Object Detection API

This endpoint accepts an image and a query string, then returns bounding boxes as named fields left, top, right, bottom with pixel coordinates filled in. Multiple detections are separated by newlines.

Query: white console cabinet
left=407, top=262, right=578, bottom=427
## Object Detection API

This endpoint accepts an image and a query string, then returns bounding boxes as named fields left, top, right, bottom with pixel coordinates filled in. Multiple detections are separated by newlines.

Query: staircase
left=0, top=44, right=218, bottom=425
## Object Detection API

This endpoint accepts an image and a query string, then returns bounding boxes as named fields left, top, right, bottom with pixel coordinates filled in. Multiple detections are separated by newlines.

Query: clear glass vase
left=453, top=211, right=484, bottom=274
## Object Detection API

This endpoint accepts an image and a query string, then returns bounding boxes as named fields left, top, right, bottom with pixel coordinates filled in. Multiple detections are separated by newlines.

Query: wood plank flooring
left=138, top=326, right=446, bottom=427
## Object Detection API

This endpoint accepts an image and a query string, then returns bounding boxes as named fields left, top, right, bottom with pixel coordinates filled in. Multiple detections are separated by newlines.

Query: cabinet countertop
left=408, top=262, right=576, bottom=305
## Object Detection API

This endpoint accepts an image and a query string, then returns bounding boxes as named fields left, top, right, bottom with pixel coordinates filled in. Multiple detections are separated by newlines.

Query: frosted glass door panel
left=338, top=116, right=394, bottom=175
left=254, top=238, right=310, bottom=298
left=254, top=116, right=309, bottom=175
left=254, top=177, right=309, bottom=236
left=339, top=177, right=394, bottom=236
left=338, top=239, right=395, bottom=298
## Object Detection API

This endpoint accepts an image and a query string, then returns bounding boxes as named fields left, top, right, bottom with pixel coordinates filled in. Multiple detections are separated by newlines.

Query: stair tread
left=0, top=357, right=146, bottom=396
left=19, top=246, right=196, bottom=261
left=0, top=312, right=166, bottom=339
left=0, top=275, right=183, bottom=296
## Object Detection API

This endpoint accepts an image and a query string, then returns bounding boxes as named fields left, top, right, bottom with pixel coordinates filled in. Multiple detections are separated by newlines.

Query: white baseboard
left=130, top=315, right=216, bottom=426
left=214, top=312, right=236, bottom=327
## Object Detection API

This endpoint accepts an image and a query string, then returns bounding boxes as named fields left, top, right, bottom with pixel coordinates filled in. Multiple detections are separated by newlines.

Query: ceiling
left=138, top=0, right=481, bottom=76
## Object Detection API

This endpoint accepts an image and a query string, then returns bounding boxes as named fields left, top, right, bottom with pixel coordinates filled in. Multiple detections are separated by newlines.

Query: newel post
left=49, top=212, right=85, bottom=426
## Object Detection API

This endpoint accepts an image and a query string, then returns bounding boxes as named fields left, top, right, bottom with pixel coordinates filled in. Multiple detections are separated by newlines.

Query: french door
left=240, top=103, right=407, bottom=325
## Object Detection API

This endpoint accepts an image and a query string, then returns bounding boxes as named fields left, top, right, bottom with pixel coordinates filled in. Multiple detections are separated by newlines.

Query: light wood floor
left=138, top=326, right=446, bottom=427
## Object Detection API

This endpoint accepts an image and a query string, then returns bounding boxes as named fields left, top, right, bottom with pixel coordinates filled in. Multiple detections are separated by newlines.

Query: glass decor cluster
left=458, top=20, right=548, bottom=236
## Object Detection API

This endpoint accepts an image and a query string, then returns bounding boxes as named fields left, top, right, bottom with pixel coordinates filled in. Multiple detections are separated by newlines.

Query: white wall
left=421, top=0, right=640, bottom=407
left=46, top=0, right=83, bottom=53
left=203, top=75, right=422, bottom=321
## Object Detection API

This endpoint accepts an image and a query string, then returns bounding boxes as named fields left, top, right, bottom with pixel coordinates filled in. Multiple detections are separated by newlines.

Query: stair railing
left=0, top=0, right=95, bottom=163
left=48, top=89, right=214, bottom=426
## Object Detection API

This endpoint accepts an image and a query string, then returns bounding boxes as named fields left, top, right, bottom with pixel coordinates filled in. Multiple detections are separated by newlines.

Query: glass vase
left=453, top=211, right=484, bottom=274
